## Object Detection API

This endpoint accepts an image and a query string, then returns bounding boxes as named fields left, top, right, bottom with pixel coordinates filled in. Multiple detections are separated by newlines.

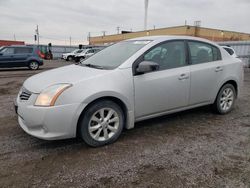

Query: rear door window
left=188, top=41, right=221, bottom=64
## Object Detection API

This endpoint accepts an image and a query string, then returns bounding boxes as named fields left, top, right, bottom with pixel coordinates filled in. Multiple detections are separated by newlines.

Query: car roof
left=221, top=46, right=233, bottom=49
left=126, top=35, right=219, bottom=46
left=7, top=45, right=34, bottom=48
left=89, top=48, right=100, bottom=50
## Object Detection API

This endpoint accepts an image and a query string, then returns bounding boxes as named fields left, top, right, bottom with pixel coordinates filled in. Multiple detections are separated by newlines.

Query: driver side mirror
left=0, top=53, right=3, bottom=56
left=136, top=61, right=159, bottom=74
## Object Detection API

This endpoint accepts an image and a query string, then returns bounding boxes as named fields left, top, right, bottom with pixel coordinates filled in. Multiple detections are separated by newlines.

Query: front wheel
left=28, top=61, right=39, bottom=70
left=213, top=84, right=236, bottom=114
left=66, top=56, right=73, bottom=61
left=79, top=100, right=124, bottom=147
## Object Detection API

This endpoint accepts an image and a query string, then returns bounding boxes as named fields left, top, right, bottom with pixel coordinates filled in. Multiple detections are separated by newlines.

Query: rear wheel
left=213, top=84, right=236, bottom=114
left=28, top=61, right=39, bottom=70
left=79, top=100, right=124, bottom=147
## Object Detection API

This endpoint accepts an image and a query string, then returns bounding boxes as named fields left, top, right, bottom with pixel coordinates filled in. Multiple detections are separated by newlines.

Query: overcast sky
left=0, top=0, right=249, bottom=45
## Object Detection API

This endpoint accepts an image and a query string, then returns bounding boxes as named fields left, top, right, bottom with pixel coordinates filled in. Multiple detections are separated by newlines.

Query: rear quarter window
left=223, top=47, right=234, bottom=55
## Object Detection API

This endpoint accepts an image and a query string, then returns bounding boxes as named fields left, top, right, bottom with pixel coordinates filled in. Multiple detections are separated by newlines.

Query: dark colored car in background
left=0, top=45, right=43, bottom=70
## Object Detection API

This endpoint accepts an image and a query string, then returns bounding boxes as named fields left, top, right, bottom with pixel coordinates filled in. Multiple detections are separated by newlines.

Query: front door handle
left=215, top=66, right=223, bottom=72
left=178, top=73, right=189, bottom=80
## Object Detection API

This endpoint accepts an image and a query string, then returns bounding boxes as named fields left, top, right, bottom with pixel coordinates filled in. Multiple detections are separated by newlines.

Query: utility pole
left=70, top=36, right=72, bottom=46
left=88, top=32, right=91, bottom=41
left=87, top=32, right=91, bottom=45
left=36, top=25, right=40, bottom=46
left=14, top=34, right=16, bottom=41
left=116, top=26, right=120, bottom=34
left=102, top=31, right=106, bottom=36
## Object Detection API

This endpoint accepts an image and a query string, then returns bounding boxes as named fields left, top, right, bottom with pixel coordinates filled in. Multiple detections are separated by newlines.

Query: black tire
left=79, top=100, right=124, bottom=147
left=46, top=53, right=53, bottom=60
left=79, top=57, right=85, bottom=62
left=74, top=57, right=79, bottom=63
left=213, top=84, right=236, bottom=114
left=66, top=56, right=73, bottom=61
left=28, top=61, right=39, bottom=70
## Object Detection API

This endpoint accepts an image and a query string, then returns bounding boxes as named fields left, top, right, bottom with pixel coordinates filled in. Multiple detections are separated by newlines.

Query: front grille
left=19, top=88, right=32, bottom=101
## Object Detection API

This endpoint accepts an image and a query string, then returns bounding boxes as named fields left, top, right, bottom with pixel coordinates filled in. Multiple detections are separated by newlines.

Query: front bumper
left=15, top=94, right=83, bottom=140
left=61, top=55, right=67, bottom=60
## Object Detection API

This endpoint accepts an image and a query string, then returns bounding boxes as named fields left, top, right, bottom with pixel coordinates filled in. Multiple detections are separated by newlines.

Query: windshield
left=75, top=49, right=84, bottom=54
left=79, top=49, right=87, bottom=53
left=71, top=49, right=78, bottom=53
left=81, top=40, right=151, bottom=69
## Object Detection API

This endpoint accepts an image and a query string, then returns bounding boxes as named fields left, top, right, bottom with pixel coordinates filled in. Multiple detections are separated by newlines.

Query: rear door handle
left=178, top=73, right=189, bottom=80
left=215, top=66, right=223, bottom=72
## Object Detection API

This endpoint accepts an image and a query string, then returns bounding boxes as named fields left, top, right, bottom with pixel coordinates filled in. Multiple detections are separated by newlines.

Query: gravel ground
left=0, top=60, right=249, bottom=188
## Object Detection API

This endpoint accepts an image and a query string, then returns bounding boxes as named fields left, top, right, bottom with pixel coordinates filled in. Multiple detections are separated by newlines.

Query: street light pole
left=36, top=25, right=40, bottom=46
left=144, top=0, right=149, bottom=30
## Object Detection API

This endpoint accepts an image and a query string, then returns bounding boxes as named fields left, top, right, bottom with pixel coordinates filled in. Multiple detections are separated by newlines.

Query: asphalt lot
left=0, top=60, right=250, bottom=187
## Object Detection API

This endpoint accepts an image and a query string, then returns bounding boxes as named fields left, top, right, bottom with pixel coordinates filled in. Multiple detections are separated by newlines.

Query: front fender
left=80, top=91, right=135, bottom=129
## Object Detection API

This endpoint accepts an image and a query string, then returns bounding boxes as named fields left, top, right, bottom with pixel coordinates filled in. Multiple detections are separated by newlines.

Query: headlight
left=35, top=84, right=72, bottom=106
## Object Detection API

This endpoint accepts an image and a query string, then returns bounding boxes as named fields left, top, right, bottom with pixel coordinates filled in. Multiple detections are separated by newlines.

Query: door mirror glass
left=136, top=61, right=159, bottom=74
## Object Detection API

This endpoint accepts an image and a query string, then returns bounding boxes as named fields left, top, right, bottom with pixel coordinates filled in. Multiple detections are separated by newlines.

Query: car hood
left=75, top=53, right=86, bottom=57
left=23, top=64, right=110, bottom=93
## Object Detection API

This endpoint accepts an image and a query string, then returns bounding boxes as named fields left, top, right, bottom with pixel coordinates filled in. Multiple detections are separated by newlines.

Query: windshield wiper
left=82, top=63, right=104, bottom=69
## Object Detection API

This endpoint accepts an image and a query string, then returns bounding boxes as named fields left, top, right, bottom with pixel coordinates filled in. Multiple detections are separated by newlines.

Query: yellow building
left=89, top=25, right=250, bottom=45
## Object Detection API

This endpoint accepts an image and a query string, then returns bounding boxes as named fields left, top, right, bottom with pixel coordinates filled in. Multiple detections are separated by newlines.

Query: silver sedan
left=15, top=36, right=244, bottom=147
